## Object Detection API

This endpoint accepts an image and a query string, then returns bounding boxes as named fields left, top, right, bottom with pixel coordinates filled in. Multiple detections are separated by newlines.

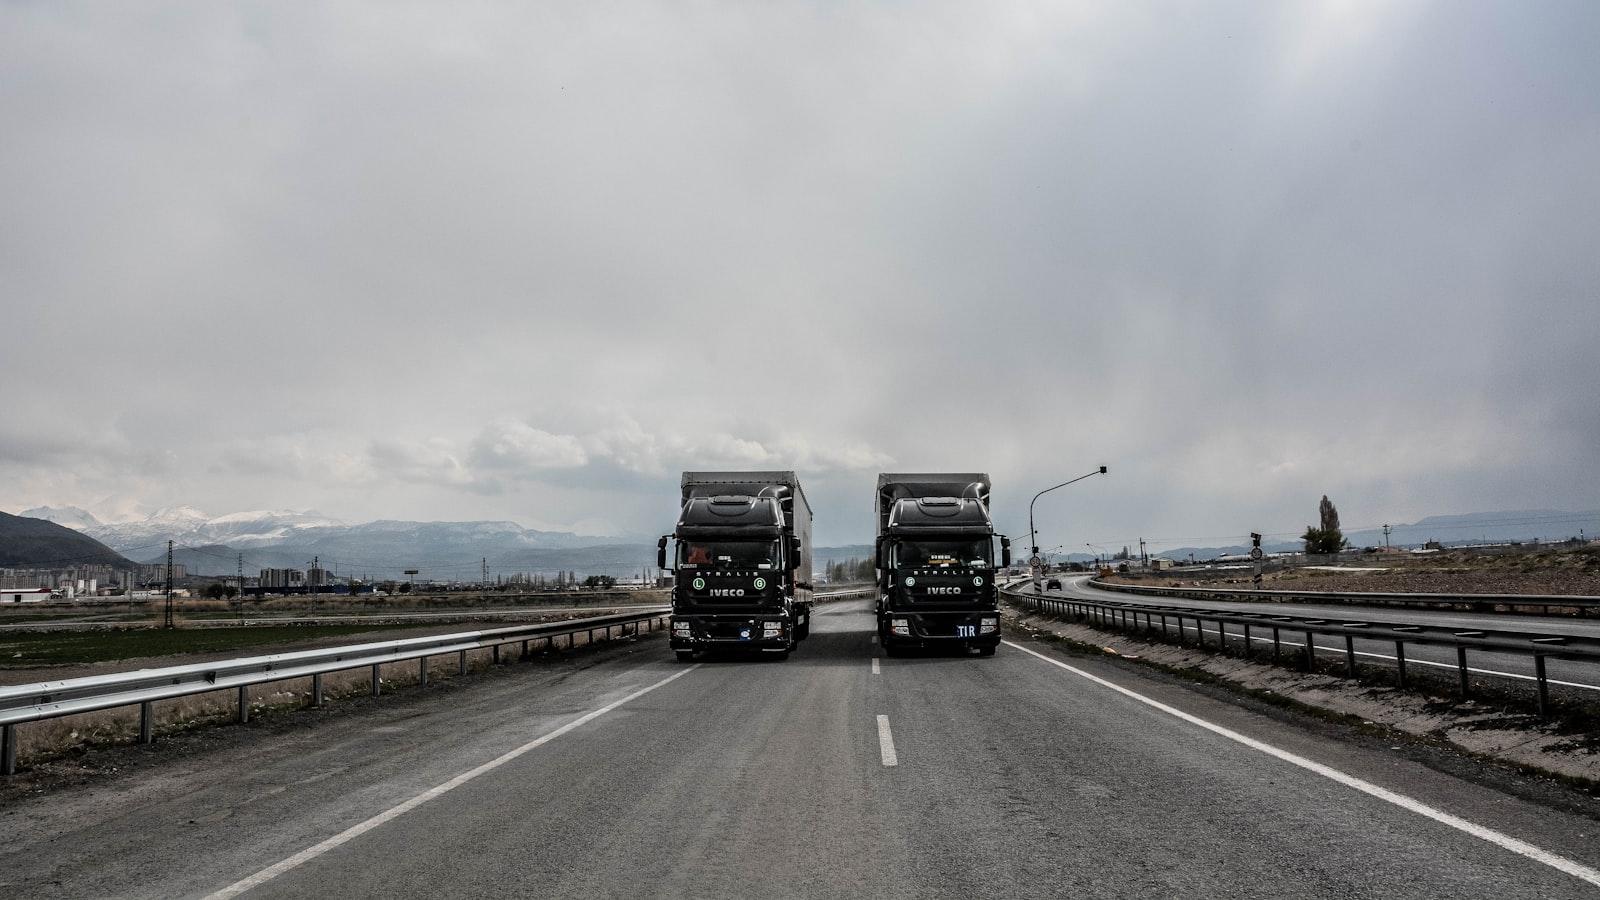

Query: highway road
left=1044, top=577, right=1600, bottom=695
left=2, top=599, right=1597, bottom=898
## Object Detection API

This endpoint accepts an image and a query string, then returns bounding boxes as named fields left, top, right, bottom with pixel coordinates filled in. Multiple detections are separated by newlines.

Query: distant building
left=136, top=563, right=187, bottom=584
left=3, top=588, right=51, bottom=603
left=259, top=568, right=306, bottom=589
left=307, top=567, right=333, bottom=588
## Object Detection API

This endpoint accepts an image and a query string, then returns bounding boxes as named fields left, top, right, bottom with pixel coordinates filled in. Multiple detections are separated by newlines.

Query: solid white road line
left=1004, top=640, right=1600, bottom=888
left=204, top=665, right=700, bottom=899
left=876, top=714, right=898, bottom=767
left=872, top=658, right=881, bottom=675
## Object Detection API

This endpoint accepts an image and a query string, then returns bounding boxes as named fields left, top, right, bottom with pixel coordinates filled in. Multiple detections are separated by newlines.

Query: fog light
left=763, top=628, right=782, bottom=638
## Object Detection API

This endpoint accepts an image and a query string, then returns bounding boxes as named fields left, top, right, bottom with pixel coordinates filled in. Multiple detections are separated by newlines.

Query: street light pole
left=1029, top=466, right=1108, bottom=557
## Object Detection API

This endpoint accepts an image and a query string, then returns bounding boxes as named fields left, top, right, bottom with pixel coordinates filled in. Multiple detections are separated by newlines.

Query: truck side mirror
left=874, top=537, right=885, bottom=570
left=789, top=535, right=802, bottom=570
left=657, top=535, right=669, bottom=571
left=1000, top=535, right=1012, bottom=568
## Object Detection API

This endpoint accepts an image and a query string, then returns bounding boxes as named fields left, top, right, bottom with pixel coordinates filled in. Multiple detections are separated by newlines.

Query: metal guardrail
left=1002, top=586, right=1597, bottom=717
left=814, top=586, right=876, bottom=600
left=0, top=607, right=668, bottom=776
left=1089, top=578, right=1600, bottom=616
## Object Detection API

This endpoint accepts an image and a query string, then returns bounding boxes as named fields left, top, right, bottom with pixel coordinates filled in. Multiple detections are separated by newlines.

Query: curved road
left=1044, top=576, right=1600, bottom=694
left=1, top=599, right=1596, bottom=898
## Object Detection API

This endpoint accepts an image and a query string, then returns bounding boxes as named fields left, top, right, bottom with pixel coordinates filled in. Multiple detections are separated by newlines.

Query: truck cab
left=662, top=472, right=813, bottom=661
left=875, top=475, right=1009, bottom=656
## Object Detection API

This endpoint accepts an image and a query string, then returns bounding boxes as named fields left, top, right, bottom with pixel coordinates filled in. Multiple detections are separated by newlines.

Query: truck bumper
left=879, top=610, right=1001, bottom=650
left=670, top=615, right=793, bottom=652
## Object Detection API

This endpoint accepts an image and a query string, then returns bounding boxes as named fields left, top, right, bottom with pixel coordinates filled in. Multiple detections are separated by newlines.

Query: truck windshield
left=896, top=539, right=992, bottom=568
left=678, top=540, right=781, bottom=570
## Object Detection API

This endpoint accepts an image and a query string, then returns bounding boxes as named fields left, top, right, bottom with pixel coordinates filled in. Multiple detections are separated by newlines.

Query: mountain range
left=15, top=505, right=1596, bottom=579
left=19, top=506, right=643, bottom=580
left=0, top=511, right=132, bottom=569
left=1141, top=509, right=1600, bottom=562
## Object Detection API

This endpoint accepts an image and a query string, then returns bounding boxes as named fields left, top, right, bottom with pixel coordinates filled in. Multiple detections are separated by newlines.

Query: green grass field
left=0, top=624, right=436, bottom=667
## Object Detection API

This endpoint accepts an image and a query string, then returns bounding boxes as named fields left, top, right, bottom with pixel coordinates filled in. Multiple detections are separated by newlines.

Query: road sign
left=1029, top=555, right=1043, bottom=569
left=1249, top=548, right=1263, bottom=560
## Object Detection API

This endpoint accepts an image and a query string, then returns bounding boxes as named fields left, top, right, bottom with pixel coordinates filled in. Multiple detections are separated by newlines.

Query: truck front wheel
left=675, top=650, right=695, bottom=663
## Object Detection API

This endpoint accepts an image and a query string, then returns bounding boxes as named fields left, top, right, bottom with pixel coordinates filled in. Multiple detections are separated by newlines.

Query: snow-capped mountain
left=20, top=505, right=104, bottom=531
left=31, top=506, right=616, bottom=561
left=58, top=507, right=336, bottom=553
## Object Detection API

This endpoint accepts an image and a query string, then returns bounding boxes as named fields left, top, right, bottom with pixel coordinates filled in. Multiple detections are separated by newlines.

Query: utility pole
left=237, top=552, right=245, bottom=624
left=312, top=555, right=320, bottom=597
left=1139, top=537, right=1147, bottom=567
left=1382, top=524, right=1392, bottom=550
left=164, top=540, right=174, bottom=629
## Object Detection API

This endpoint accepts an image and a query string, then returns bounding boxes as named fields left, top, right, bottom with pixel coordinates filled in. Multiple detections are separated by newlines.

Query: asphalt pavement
left=1, top=598, right=1597, bottom=898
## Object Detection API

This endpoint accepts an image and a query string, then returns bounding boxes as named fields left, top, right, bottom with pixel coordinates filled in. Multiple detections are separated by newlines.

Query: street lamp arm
left=1028, top=466, right=1108, bottom=556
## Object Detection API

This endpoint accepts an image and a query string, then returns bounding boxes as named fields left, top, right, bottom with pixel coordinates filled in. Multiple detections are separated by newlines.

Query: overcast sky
left=3, top=2, right=1597, bottom=549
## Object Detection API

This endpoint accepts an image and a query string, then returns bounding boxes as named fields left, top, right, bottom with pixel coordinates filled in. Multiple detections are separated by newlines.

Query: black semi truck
left=874, top=473, right=1010, bottom=656
left=659, top=471, right=814, bottom=662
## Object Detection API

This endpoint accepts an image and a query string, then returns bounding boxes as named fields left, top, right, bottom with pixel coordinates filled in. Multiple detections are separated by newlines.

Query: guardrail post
left=2, top=724, right=14, bottom=776
left=1344, top=635, right=1357, bottom=677
left=1304, top=632, right=1316, bottom=671
left=1242, top=623, right=1251, bottom=658
left=312, top=673, right=324, bottom=707
left=1394, top=642, right=1407, bottom=689
left=140, top=701, right=155, bottom=743
left=237, top=686, right=249, bottom=724
left=1534, top=654, right=1549, bottom=716
left=458, top=650, right=468, bottom=675
left=1272, top=627, right=1280, bottom=662
left=493, top=644, right=501, bottom=664
left=419, top=656, right=428, bottom=687
left=1456, top=646, right=1470, bottom=697
left=521, top=640, right=530, bottom=660
left=371, top=664, right=381, bottom=697
left=1195, top=618, right=1205, bottom=649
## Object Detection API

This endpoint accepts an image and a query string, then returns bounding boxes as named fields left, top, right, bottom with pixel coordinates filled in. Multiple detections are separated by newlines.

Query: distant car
left=1045, top=577, right=1062, bottom=590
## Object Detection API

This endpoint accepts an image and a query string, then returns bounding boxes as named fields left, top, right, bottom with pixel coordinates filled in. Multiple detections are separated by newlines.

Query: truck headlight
left=980, top=616, right=999, bottom=634
left=891, top=618, right=910, bottom=636
left=762, top=621, right=782, bottom=630
left=672, top=621, right=691, bottom=635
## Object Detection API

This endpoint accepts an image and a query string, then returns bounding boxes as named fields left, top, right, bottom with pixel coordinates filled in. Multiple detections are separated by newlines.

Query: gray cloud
left=3, top=1, right=1597, bottom=547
